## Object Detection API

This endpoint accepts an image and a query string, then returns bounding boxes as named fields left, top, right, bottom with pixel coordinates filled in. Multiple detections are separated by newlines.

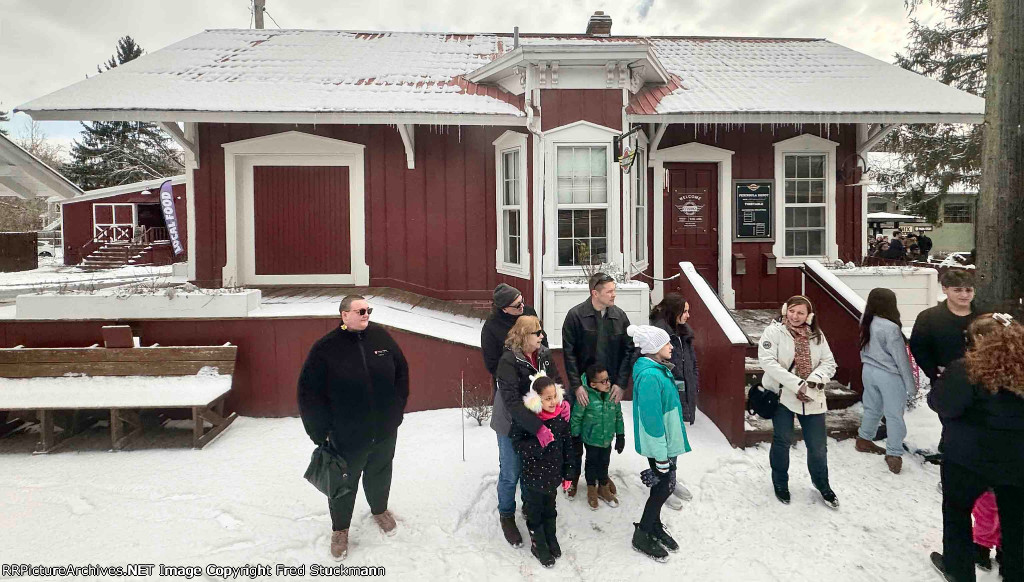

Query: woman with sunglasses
left=298, top=295, right=409, bottom=561
left=492, top=315, right=565, bottom=549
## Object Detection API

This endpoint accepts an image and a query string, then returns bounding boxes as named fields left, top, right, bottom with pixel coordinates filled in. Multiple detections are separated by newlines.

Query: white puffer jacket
left=757, top=320, right=838, bottom=415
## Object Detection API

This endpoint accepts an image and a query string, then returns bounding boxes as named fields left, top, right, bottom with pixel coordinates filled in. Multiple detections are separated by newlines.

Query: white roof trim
left=468, top=43, right=670, bottom=86
left=64, top=175, right=186, bottom=205
left=20, top=109, right=527, bottom=126
left=628, top=112, right=985, bottom=124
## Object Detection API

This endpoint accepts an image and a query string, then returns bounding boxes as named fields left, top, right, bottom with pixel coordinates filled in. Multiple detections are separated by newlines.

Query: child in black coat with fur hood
left=511, top=372, right=576, bottom=568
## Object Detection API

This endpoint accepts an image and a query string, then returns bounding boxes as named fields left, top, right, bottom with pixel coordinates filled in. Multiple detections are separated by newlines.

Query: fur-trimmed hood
left=522, top=384, right=566, bottom=414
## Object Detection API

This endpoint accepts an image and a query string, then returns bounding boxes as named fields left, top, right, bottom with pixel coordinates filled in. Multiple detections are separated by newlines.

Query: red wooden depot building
left=12, top=13, right=983, bottom=445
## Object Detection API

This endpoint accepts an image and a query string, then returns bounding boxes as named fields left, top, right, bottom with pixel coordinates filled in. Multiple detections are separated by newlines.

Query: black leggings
left=639, top=457, right=675, bottom=532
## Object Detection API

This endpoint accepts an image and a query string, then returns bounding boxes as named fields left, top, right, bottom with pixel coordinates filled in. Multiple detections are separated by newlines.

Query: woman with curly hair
left=927, top=314, right=1024, bottom=582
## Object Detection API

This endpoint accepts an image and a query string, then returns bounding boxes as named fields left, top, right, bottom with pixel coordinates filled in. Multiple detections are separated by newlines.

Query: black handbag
left=304, top=442, right=353, bottom=499
left=745, top=361, right=795, bottom=420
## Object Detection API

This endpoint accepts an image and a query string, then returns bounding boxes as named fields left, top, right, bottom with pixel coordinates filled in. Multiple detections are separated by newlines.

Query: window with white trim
left=493, top=131, right=530, bottom=278
left=783, top=154, right=827, bottom=257
left=631, top=147, right=647, bottom=265
left=556, top=145, right=609, bottom=267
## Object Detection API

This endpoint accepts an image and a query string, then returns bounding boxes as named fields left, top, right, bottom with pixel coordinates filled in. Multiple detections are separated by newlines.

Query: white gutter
left=18, top=109, right=528, bottom=126
left=628, top=112, right=985, bottom=125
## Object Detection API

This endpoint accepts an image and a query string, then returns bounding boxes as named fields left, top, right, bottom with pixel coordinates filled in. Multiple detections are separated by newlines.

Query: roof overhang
left=467, top=43, right=671, bottom=89
left=16, top=108, right=528, bottom=126
left=628, top=112, right=985, bottom=124
left=61, top=175, right=187, bottom=205
left=0, top=134, right=82, bottom=200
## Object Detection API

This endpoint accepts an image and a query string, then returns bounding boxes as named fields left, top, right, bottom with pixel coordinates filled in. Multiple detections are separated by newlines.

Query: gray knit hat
left=493, top=283, right=522, bottom=309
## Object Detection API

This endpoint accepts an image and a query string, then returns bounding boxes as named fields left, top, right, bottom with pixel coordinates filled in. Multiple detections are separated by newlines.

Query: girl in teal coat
left=627, top=324, right=691, bottom=563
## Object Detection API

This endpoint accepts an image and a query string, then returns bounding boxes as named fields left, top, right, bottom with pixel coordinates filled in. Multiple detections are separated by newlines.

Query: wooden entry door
left=253, top=166, right=351, bottom=276
left=664, top=163, right=719, bottom=289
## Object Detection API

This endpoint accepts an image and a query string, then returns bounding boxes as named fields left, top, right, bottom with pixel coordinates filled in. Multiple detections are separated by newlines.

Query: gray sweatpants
left=858, top=365, right=907, bottom=457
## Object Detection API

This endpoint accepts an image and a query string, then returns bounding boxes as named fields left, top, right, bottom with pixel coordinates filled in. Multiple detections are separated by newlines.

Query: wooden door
left=664, top=163, right=719, bottom=289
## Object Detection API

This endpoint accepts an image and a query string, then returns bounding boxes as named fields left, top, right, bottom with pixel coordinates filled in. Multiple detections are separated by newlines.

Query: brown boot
left=597, top=482, right=620, bottom=507
left=566, top=479, right=579, bottom=499
left=586, top=485, right=599, bottom=510
left=885, top=455, right=903, bottom=474
left=606, top=476, right=617, bottom=495
left=330, top=530, right=348, bottom=561
left=855, top=437, right=886, bottom=455
left=372, top=510, right=397, bottom=536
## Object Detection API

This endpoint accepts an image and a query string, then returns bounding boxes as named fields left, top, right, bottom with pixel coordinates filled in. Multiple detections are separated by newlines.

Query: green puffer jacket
left=632, top=356, right=691, bottom=460
left=569, top=384, right=624, bottom=448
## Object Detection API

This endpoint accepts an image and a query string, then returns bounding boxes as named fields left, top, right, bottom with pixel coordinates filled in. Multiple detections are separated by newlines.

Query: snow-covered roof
left=17, top=30, right=984, bottom=124
left=63, top=175, right=186, bottom=205
left=866, top=212, right=924, bottom=221
left=0, top=133, right=83, bottom=200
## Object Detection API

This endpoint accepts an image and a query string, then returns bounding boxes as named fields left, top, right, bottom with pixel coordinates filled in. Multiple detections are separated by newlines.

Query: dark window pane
left=591, top=238, right=607, bottom=263
left=809, top=155, right=824, bottom=178
left=558, top=211, right=572, bottom=238
left=508, top=235, right=520, bottom=264
left=574, top=211, right=590, bottom=238
left=809, top=180, right=824, bottom=203
left=798, top=156, right=810, bottom=179
left=808, top=230, right=824, bottom=255
left=785, top=156, right=796, bottom=178
left=558, top=239, right=573, bottom=266
left=785, top=180, right=796, bottom=203
left=785, top=232, right=795, bottom=255
left=507, top=210, right=519, bottom=236
left=591, top=209, right=606, bottom=237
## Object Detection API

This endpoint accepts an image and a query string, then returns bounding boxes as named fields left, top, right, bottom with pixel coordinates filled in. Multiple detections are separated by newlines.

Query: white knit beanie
left=627, top=324, right=671, bottom=355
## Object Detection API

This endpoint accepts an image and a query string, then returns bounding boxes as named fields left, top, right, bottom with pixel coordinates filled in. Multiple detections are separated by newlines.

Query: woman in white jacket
left=758, top=295, right=839, bottom=508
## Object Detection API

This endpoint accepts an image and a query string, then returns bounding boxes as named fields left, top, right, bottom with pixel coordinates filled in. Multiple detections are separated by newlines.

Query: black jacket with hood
left=490, top=346, right=563, bottom=437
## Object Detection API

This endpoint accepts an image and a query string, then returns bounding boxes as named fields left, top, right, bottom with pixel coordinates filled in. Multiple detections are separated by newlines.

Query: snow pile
left=0, top=371, right=232, bottom=408
left=2, top=405, right=990, bottom=581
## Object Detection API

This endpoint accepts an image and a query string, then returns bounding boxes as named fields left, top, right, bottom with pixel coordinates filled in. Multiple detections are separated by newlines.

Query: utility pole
left=976, top=0, right=1024, bottom=314
left=254, top=0, right=265, bottom=30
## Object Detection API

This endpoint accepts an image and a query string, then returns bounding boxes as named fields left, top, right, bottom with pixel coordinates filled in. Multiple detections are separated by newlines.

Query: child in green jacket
left=570, top=363, right=625, bottom=510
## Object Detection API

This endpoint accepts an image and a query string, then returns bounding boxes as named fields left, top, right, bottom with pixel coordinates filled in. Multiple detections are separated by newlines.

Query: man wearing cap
left=481, top=283, right=545, bottom=379
left=560, top=272, right=634, bottom=498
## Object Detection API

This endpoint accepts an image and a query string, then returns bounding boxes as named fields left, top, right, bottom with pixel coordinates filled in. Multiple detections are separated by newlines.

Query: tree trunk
left=976, top=0, right=1024, bottom=314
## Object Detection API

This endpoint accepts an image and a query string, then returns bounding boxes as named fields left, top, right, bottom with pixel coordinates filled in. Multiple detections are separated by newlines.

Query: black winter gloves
left=614, top=433, right=625, bottom=454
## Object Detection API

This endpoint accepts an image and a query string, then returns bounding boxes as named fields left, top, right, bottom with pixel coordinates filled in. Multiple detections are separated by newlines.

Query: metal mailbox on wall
left=733, top=180, right=774, bottom=242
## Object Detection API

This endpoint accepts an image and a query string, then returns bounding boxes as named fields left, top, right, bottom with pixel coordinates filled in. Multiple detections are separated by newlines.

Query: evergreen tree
left=0, top=110, right=9, bottom=136
left=65, top=36, right=183, bottom=190
left=878, top=0, right=987, bottom=219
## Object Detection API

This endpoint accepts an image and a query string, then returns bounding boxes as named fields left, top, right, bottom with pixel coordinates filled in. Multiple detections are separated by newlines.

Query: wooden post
left=254, top=0, right=265, bottom=29
left=38, top=410, right=54, bottom=452
left=110, top=409, right=123, bottom=449
left=976, top=0, right=1024, bottom=313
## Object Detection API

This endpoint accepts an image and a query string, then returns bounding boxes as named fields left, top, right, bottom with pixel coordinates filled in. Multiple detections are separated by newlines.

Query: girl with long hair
left=855, top=288, right=917, bottom=474
left=928, top=314, right=1024, bottom=582
left=757, top=295, right=839, bottom=508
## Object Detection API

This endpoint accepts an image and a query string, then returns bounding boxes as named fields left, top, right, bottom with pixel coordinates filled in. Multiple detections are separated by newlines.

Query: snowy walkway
left=2, top=400, right=996, bottom=581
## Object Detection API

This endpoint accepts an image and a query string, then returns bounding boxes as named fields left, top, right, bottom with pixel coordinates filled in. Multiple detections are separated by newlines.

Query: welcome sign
left=159, top=180, right=185, bottom=256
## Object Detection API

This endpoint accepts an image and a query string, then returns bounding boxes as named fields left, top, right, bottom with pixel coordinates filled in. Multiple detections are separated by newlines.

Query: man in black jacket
left=560, top=272, right=634, bottom=498
left=298, top=295, right=409, bottom=561
left=481, top=283, right=543, bottom=379
left=910, top=270, right=978, bottom=383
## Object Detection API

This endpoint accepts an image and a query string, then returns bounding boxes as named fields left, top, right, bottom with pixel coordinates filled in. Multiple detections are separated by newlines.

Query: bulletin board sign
left=733, top=180, right=774, bottom=242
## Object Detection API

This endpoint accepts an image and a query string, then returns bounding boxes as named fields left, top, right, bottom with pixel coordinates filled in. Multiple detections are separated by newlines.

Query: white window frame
left=628, top=131, right=649, bottom=272
left=772, top=134, right=839, bottom=266
left=543, top=121, right=621, bottom=276
left=493, top=131, right=530, bottom=279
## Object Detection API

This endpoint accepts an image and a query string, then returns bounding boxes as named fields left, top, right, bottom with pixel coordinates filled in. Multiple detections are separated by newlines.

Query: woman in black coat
left=650, top=293, right=700, bottom=425
left=927, top=314, right=1024, bottom=582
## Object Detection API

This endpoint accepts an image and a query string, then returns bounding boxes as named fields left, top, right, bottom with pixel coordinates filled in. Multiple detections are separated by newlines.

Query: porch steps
left=81, top=242, right=172, bottom=271
left=127, top=241, right=173, bottom=267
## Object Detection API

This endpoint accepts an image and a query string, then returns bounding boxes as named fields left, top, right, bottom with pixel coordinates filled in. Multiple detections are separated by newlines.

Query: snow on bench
left=0, top=345, right=238, bottom=452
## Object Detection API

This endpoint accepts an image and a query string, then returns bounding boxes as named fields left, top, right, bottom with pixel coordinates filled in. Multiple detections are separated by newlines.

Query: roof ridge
left=198, top=28, right=826, bottom=42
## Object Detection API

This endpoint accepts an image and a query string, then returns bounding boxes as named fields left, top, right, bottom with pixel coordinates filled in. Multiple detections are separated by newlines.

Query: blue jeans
left=770, top=405, right=830, bottom=493
left=858, top=365, right=907, bottom=457
left=496, top=432, right=523, bottom=517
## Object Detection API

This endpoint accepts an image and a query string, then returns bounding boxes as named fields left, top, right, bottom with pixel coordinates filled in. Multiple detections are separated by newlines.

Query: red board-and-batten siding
left=193, top=123, right=535, bottom=302
left=62, top=183, right=188, bottom=265
left=252, top=166, right=351, bottom=276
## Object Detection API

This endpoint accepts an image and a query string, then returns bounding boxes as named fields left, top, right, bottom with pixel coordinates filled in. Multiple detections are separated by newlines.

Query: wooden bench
left=0, top=344, right=238, bottom=452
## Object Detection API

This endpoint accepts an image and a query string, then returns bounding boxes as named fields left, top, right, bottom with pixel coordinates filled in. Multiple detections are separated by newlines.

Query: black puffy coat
left=512, top=407, right=576, bottom=492
left=297, top=323, right=409, bottom=451
left=652, top=319, right=700, bottom=424
left=928, top=358, right=1024, bottom=486
left=480, top=305, right=542, bottom=377
left=490, top=346, right=563, bottom=437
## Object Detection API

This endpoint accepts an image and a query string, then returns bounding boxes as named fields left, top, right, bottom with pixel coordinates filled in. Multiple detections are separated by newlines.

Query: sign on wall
left=671, top=189, right=710, bottom=235
left=159, top=180, right=185, bottom=256
left=733, top=180, right=773, bottom=242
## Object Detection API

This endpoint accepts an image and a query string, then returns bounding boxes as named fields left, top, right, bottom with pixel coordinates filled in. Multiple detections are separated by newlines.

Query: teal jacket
left=632, top=356, right=691, bottom=461
left=570, top=384, right=625, bottom=448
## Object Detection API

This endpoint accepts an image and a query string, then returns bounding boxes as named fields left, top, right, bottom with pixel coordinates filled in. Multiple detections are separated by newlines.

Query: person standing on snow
left=481, top=283, right=544, bottom=380
left=628, top=324, right=691, bottom=563
left=561, top=272, right=634, bottom=499
left=492, top=315, right=564, bottom=548
left=927, top=314, right=1024, bottom=582
left=297, top=295, right=409, bottom=561
left=758, top=295, right=839, bottom=509
left=855, top=288, right=917, bottom=474
left=910, top=269, right=979, bottom=384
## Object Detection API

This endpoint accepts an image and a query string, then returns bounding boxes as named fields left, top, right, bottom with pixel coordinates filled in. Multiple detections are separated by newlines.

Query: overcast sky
left=0, top=0, right=942, bottom=153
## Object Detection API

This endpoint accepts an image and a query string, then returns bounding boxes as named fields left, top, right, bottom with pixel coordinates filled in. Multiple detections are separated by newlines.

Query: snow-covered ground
left=1, top=401, right=998, bottom=581
left=0, top=260, right=173, bottom=300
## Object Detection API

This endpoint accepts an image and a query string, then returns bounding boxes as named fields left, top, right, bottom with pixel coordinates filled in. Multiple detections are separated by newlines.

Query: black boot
left=930, top=552, right=954, bottom=582
left=774, top=486, right=791, bottom=505
left=529, top=528, right=555, bottom=568
left=631, top=523, right=668, bottom=563
left=650, top=521, right=679, bottom=552
left=974, top=543, right=992, bottom=571
left=544, top=517, right=561, bottom=559
left=499, top=515, right=522, bottom=548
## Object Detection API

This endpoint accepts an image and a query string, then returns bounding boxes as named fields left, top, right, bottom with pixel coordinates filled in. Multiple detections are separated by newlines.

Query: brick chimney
left=586, top=11, right=612, bottom=36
